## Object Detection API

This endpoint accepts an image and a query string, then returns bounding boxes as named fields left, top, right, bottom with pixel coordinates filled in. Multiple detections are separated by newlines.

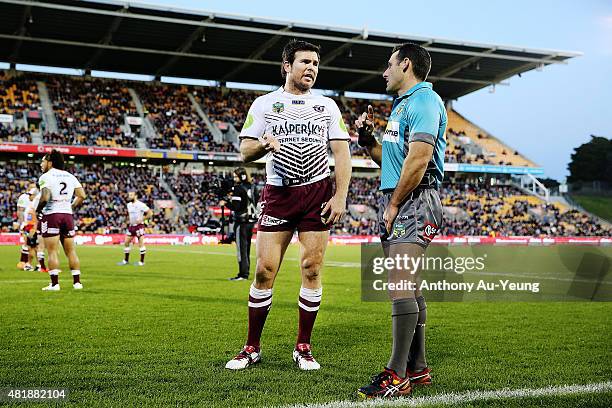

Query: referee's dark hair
left=391, top=42, right=432, bottom=82
left=44, top=149, right=65, bottom=170
left=281, top=39, right=321, bottom=79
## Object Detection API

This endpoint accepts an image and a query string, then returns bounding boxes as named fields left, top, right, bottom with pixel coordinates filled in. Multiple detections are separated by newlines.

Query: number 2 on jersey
left=59, top=182, right=67, bottom=195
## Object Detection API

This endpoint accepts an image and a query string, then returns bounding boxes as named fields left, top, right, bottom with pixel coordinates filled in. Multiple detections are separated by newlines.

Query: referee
left=221, top=167, right=258, bottom=281
left=355, top=43, right=447, bottom=399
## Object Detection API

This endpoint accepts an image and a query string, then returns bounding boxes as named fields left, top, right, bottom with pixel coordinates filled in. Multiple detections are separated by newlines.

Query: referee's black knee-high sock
left=386, top=298, right=419, bottom=378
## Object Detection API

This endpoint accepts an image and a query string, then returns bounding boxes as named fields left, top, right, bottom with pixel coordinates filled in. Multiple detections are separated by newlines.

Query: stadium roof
left=0, top=0, right=581, bottom=99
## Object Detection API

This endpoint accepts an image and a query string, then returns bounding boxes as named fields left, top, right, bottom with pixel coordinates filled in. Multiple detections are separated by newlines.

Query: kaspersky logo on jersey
left=383, top=121, right=400, bottom=143
left=271, top=121, right=325, bottom=137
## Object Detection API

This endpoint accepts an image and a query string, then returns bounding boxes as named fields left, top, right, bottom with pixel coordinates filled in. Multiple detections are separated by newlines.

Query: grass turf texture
left=0, top=244, right=611, bottom=407
left=571, top=195, right=612, bottom=222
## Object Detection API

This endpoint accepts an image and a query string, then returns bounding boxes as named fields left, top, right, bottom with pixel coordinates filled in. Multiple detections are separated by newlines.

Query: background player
left=16, top=183, right=35, bottom=269
left=36, top=150, right=87, bottom=291
left=118, top=191, right=153, bottom=266
left=225, top=39, right=351, bottom=371
left=355, top=43, right=447, bottom=398
left=22, top=187, right=48, bottom=273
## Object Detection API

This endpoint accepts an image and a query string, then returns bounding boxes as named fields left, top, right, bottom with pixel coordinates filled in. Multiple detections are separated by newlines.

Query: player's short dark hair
left=391, top=43, right=431, bottom=81
left=281, top=39, right=321, bottom=79
left=44, top=149, right=65, bottom=170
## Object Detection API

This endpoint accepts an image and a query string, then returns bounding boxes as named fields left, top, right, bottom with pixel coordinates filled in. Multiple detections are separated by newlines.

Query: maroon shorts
left=258, top=177, right=333, bottom=232
left=41, top=213, right=76, bottom=238
left=128, top=224, right=145, bottom=238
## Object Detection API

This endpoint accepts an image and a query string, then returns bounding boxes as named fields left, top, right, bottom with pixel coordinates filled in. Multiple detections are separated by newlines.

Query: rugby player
left=225, top=39, right=351, bottom=371
left=22, top=187, right=48, bottom=273
left=118, top=191, right=152, bottom=266
left=16, top=183, right=35, bottom=268
left=36, top=150, right=87, bottom=291
left=355, top=43, right=447, bottom=398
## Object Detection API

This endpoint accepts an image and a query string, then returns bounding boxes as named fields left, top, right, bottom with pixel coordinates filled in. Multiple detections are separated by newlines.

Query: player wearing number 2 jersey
left=36, top=150, right=87, bottom=291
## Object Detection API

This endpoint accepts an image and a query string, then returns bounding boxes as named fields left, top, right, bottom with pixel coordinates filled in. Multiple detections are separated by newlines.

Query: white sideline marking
left=91, top=247, right=612, bottom=284
left=150, top=248, right=612, bottom=283
left=275, top=381, right=612, bottom=408
left=152, top=247, right=359, bottom=268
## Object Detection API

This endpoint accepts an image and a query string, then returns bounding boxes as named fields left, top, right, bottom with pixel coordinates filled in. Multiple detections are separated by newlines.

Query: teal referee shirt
left=380, top=82, right=447, bottom=190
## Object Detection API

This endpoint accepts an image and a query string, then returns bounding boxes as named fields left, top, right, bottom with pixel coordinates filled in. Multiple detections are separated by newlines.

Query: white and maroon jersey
left=239, top=87, right=350, bottom=187
left=16, top=192, right=30, bottom=224
left=127, top=200, right=150, bottom=225
left=25, top=193, right=41, bottom=223
left=38, top=168, right=82, bottom=215
left=17, top=193, right=30, bottom=210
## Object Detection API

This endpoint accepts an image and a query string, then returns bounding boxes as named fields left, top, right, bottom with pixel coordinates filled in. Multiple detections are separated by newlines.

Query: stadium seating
left=1, top=159, right=609, bottom=237
left=0, top=126, right=32, bottom=143
left=137, top=84, right=236, bottom=152
left=447, top=109, right=536, bottom=167
left=194, top=87, right=261, bottom=132
left=0, top=71, right=40, bottom=116
left=45, top=76, right=138, bottom=148
left=75, top=163, right=174, bottom=234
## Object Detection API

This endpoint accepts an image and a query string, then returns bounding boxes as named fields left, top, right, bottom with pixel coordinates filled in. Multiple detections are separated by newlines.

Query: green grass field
left=571, top=195, right=612, bottom=222
left=1, top=244, right=611, bottom=407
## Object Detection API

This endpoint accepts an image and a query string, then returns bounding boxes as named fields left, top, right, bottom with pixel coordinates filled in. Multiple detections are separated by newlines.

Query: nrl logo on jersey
left=272, top=102, right=284, bottom=113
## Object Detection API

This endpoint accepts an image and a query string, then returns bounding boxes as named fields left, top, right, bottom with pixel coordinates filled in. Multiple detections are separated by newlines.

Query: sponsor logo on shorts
left=41, top=221, right=48, bottom=233
left=423, top=222, right=439, bottom=241
left=260, top=215, right=288, bottom=226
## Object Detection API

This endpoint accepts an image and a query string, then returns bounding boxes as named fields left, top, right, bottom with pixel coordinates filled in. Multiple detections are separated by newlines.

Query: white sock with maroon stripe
left=297, top=286, right=322, bottom=345
left=49, top=269, right=60, bottom=286
left=37, top=251, right=46, bottom=269
left=71, top=269, right=81, bottom=284
left=20, top=245, right=29, bottom=262
left=246, top=283, right=273, bottom=350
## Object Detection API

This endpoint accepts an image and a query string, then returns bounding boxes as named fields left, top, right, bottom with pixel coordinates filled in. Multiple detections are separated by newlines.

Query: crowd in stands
left=0, top=162, right=39, bottom=231
left=0, top=126, right=32, bottom=143
left=46, top=77, right=138, bottom=148
left=0, top=71, right=40, bottom=115
left=0, top=161, right=175, bottom=234
left=194, top=87, right=261, bottom=132
left=138, top=84, right=237, bottom=152
left=0, top=71, right=541, bottom=170
left=1, top=160, right=610, bottom=237
left=75, top=163, right=173, bottom=234
left=440, top=183, right=611, bottom=237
